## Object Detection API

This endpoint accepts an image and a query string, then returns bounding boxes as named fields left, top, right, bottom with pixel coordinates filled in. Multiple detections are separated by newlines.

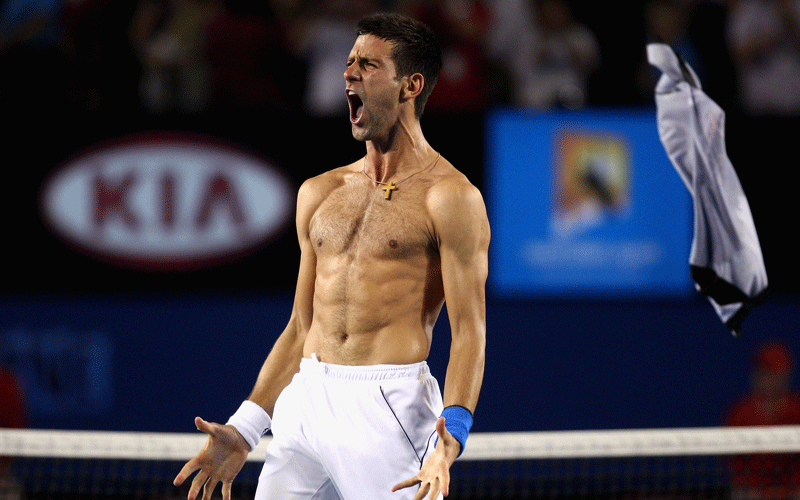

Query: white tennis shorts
left=254, top=353, right=444, bottom=500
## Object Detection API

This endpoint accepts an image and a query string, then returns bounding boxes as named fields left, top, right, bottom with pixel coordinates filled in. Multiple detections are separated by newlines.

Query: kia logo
left=41, top=134, right=294, bottom=270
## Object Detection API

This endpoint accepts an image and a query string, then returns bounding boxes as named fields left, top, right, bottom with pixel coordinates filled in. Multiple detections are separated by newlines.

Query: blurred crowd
left=2, top=0, right=799, bottom=120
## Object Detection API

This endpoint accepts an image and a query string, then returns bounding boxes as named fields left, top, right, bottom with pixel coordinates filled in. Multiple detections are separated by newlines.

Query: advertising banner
left=487, top=109, right=693, bottom=297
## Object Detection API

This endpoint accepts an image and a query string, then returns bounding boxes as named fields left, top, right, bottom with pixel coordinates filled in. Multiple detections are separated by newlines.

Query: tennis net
left=2, top=426, right=800, bottom=499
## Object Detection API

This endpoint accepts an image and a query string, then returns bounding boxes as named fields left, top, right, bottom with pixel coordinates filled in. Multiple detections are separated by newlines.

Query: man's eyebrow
left=347, top=55, right=380, bottom=65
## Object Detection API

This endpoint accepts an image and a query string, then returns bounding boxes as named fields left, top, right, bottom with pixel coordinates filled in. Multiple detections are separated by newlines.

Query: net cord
left=3, top=426, right=800, bottom=462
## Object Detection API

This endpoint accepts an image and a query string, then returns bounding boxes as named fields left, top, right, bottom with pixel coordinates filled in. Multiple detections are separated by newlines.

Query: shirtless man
left=174, top=12, right=489, bottom=500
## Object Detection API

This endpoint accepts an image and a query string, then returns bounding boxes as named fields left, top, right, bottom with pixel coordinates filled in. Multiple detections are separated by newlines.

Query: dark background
left=1, top=0, right=798, bottom=433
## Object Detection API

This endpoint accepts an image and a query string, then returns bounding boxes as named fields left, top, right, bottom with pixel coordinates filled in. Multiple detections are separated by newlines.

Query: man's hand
left=173, top=416, right=250, bottom=500
left=391, top=417, right=460, bottom=499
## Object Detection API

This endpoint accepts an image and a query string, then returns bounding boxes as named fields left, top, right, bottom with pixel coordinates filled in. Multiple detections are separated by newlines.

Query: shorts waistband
left=300, top=353, right=431, bottom=381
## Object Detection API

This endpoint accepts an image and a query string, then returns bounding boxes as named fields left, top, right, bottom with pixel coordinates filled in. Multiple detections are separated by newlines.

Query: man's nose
left=344, top=63, right=359, bottom=81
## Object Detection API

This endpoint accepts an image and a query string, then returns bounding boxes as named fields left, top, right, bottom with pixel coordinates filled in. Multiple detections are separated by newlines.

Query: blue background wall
left=3, top=293, right=797, bottom=433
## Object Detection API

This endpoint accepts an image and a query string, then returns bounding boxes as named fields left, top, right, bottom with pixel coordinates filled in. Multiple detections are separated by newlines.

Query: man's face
left=344, top=34, right=405, bottom=142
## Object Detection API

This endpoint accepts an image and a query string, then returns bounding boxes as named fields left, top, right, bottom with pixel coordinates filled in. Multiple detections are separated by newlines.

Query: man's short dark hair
left=356, top=12, right=442, bottom=118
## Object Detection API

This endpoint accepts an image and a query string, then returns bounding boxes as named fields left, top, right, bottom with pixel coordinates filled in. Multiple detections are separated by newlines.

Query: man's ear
left=401, top=73, right=425, bottom=101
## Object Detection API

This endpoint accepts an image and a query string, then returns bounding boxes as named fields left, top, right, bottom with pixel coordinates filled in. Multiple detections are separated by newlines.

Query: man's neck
left=364, top=118, right=434, bottom=182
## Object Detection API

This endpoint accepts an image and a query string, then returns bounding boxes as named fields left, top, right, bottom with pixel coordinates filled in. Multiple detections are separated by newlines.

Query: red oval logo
left=41, top=134, right=295, bottom=270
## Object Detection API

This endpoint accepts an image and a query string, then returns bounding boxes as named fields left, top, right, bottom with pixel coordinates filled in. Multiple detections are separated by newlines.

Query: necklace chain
left=362, top=153, right=441, bottom=187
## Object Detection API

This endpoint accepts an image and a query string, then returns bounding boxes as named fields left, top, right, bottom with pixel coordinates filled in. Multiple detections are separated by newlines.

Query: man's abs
left=302, top=253, right=443, bottom=366
left=304, top=173, right=446, bottom=366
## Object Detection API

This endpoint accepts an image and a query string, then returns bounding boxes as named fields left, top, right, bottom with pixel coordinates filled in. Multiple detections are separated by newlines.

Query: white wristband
left=225, top=400, right=272, bottom=451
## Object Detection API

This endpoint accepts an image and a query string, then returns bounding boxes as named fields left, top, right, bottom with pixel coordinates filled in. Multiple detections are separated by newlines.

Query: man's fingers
left=177, top=417, right=242, bottom=500
left=195, top=416, right=214, bottom=436
left=174, top=458, right=200, bottom=487
left=202, top=477, right=218, bottom=500
left=435, top=416, right=447, bottom=439
left=435, top=415, right=462, bottom=456
left=440, top=470, right=450, bottom=497
left=413, top=481, right=430, bottom=500
left=392, top=476, right=421, bottom=492
left=221, top=481, right=233, bottom=500
left=188, top=470, right=208, bottom=500
left=428, top=479, right=441, bottom=500
left=173, top=472, right=187, bottom=488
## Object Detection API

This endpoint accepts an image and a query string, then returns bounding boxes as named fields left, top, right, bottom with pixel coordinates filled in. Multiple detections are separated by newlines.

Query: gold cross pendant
left=382, top=182, right=397, bottom=200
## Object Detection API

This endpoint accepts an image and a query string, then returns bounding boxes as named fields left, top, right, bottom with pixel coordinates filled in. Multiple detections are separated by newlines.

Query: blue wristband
left=437, top=406, right=473, bottom=457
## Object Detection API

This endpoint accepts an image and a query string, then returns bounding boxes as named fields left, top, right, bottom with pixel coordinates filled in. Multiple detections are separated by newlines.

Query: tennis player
left=174, top=12, right=489, bottom=500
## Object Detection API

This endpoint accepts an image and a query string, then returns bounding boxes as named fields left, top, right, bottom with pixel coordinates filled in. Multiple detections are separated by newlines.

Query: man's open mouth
left=347, top=90, right=364, bottom=124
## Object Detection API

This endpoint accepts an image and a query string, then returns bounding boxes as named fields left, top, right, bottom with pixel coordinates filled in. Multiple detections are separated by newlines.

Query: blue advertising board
left=3, top=295, right=800, bottom=433
left=486, top=108, right=693, bottom=297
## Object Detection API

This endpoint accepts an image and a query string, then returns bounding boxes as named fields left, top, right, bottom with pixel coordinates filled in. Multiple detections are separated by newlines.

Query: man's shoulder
left=298, top=162, right=359, bottom=202
left=427, top=159, right=484, bottom=211
left=425, top=158, right=489, bottom=243
left=303, top=162, right=356, bottom=184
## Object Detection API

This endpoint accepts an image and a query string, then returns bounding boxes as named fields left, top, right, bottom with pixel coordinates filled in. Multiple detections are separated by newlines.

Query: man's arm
left=245, top=178, right=320, bottom=415
left=436, top=181, right=489, bottom=416
left=174, top=178, right=324, bottom=500
left=393, top=177, right=490, bottom=500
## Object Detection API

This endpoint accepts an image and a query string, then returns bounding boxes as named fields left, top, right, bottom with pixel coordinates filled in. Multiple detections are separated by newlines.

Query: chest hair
left=309, top=183, right=436, bottom=260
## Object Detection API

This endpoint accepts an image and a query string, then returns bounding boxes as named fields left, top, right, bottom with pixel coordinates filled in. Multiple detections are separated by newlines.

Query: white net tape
left=3, top=426, right=800, bottom=461
left=4, top=426, right=800, bottom=499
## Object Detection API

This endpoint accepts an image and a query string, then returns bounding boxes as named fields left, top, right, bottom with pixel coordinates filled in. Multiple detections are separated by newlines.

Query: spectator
left=725, top=341, right=800, bottom=500
left=128, top=0, right=218, bottom=114
left=203, top=0, right=304, bottom=114
left=726, top=0, right=800, bottom=116
left=0, top=366, right=25, bottom=427
left=483, top=0, right=533, bottom=105
left=299, top=0, right=378, bottom=116
left=402, top=0, right=492, bottom=113
left=648, top=0, right=700, bottom=68
left=0, top=365, right=25, bottom=499
left=509, top=0, right=600, bottom=109
left=638, top=0, right=701, bottom=92
left=0, top=0, right=69, bottom=115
